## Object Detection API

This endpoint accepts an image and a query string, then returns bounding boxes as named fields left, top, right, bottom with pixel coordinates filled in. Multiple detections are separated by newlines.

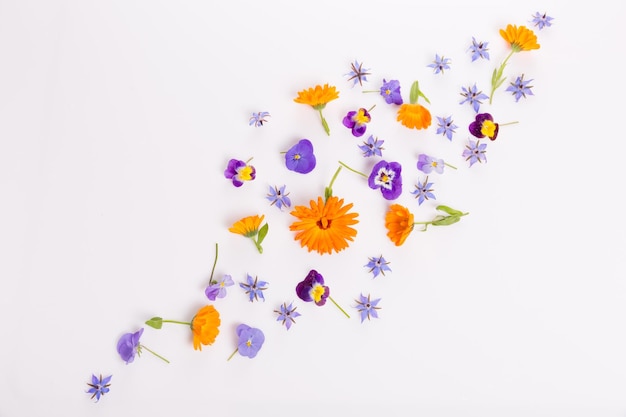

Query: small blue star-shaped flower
left=266, top=185, right=291, bottom=210
left=354, top=293, right=382, bottom=323
left=364, top=255, right=391, bottom=278
left=435, top=115, right=458, bottom=141
left=468, top=37, right=490, bottom=62
left=427, top=54, right=451, bottom=74
left=505, top=74, right=534, bottom=102
left=86, top=374, right=112, bottom=402
left=239, top=274, right=269, bottom=302
left=345, top=60, right=371, bottom=87
left=249, top=111, right=270, bottom=127
left=531, top=12, right=554, bottom=30
left=274, top=302, right=302, bottom=330
left=460, top=84, right=489, bottom=113
left=358, top=135, right=384, bottom=158
left=462, top=139, right=488, bottom=167
left=411, top=176, right=436, bottom=206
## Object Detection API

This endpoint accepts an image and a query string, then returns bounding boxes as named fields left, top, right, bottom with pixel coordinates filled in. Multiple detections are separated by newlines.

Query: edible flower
left=86, top=374, right=112, bottom=402
left=367, top=160, right=403, bottom=200
left=285, top=139, right=316, bottom=174
left=397, top=80, right=431, bottom=130
left=294, top=83, right=339, bottom=136
left=274, top=302, right=301, bottom=330
left=296, top=269, right=350, bottom=318
left=342, top=105, right=375, bottom=137
left=354, top=293, right=382, bottom=323
left=228, top=214, right=268, bottom=254
left=249, top=111, right=270, bottom=127
left=468, top=113, right=518, bottom=141
left=385, top=204, right=469, bottom=245
left=227, top=324, right=265, bottom=360
left=224, top=158, right=256, bottom=187
left=145, top=305, right=221, bottom=351
left=117, top=328, right=170, bottom=364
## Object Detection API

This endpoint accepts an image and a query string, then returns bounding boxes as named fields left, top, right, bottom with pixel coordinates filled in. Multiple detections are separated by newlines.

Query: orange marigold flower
left=385, top=204, right=415, bottom=246
left=191, top=305, right=221, bottom=351
left=293, top=84, right=339, bottom=109
left=289, top=196, right=359, bottom=255
left=499, top=24, right=540, bottom=52
left=229, top=214, right=264, bottom=237
left=397, top=103, right=432, bottom=130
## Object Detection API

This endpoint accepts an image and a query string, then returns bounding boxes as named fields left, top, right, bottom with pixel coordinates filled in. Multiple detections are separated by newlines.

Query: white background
left=1, top=1, right=625, bottom=416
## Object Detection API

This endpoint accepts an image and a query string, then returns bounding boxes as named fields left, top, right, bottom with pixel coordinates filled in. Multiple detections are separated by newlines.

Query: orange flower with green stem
left=489, top=24, right=540, bottom=104
left=289, top=165, right=359, bottom=255
left=294, top=84, right=339, bottom=136
left=396, top=81, right=432, bottom=130
left=229, top=214, right=268, bottom=254
left=385, top=204, right=469, bottom=246
left=145, top=305, right=221, bottom=351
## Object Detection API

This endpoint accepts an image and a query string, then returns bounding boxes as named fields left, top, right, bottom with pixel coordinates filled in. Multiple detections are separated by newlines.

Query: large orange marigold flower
left=397, top=103, right=432, bottom=130
left=293, top=84, right=339, bottom=108
left=191, top=305, right=221, bottom=351
left=385, top=204, right=415, bottom=246
left=499, top=24, right=540, bottom=52
left=289, top=196, right=359, bottom=255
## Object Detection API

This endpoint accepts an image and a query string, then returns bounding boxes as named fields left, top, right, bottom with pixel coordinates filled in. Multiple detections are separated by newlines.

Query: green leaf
left=146, top=317, right=163, bottom=329
left=257, top=223, right=269, bottom=245
left=436, top=205, right=464, bottom=216
left=432, top=215, right=461, bottom=226
left=409, top=81, right=420, bottom=104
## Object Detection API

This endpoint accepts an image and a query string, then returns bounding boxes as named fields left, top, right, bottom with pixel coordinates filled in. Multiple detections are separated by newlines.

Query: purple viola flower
left=368, top=160, right=402, bottom=200
left=224, top=158, right=256, bottom=187
left=379, top=79, right=403, bottom=105
left=417, top=154, right=445, bottom=174
left=342, top=107, right=372, bottom=137
left=296, top=269, right=329, bottom=306
left=285, top=139, right=316, bottom=174
left=86, top=374, right=112, bottom=402
left=462, top=139, right=487, bottom=167
left=235, top=324, right=265, bottom=359
left=116, top=328, right=143, bottom=364
left=469, top=113, right=499, bottom=140
left=205, top=274, right=234, bottom=301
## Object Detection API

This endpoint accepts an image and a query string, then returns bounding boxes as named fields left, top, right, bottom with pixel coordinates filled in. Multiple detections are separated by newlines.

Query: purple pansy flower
left=342, top=107, right=372, bottom=137
left=469, top=113, right=499, bottom=140
left=380, top=79, right=403, bottom=105
left=296, top=269, right=329, bottom=306
left=368, top=160, right=402, bottom=200
left=205, top=274, right=234, bottom=301
left=235, top=324, right=265, bottom=359
left=224, top=158, right=256, bottom=187
left=417, top=154, right=445, bottom=174
left=116, top=328, right=143, bottom=364
left=285, top=139, right=316, bottom=174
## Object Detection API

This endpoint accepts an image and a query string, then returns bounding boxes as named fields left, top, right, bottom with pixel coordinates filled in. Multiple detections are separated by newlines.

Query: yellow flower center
left=385, top=89, right=391, bottom=96
left=481, top=120, right=496, bottom=137
left=239, top=166, right=253, bottom=181
left=380, top=173, right=389, bottom=183
left=246, top=340, right=252, bottom=347
left=311, top=284, right=325, bottom=303
left=354, top=109, right=370, bottom=124
left=294, top=154, right=301, bottom=160
left=431, top=161, right=438, bottom=167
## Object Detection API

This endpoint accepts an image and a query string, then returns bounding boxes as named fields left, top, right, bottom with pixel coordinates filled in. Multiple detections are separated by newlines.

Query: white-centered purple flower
left=367, top=160, right=402, bottom=200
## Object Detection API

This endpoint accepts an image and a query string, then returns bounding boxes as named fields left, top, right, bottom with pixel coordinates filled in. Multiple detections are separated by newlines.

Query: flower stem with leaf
left=414, top=205, right=469, bottom=231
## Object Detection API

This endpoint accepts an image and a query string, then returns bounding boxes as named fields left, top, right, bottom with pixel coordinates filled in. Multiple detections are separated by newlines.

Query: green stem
left=140, top=344, right=170, bottom=364
left=362, top=90, right=379, bottom=93
left=319, top=109, right=330, bottom=136
left=368, top=104, right=376, bottom=112
left=500, top=121, right=519, bottom=126
left=245, top=157, right=254, bottom=164
left=329, top=296, right=350, bottom=319
left=209, top=243, right=218, bottom=284
left=161, top=319, right=192, bottom=326
left=327, top=165, right=342, bottom=192
left=227, top=348, right=238, bottom=361
left=338, top=161, right=367, bottom=178
left=253, top=238, right=263, bottom=254
left=489, top=50, right=514, bottom=104
left=444, top=162, right=457, bottom=170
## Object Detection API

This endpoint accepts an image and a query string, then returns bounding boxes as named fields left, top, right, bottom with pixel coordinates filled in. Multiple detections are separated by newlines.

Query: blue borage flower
left=364, top=255, right=391, bottom=278
left=435, top=115, right=458, bottom=141
left=284, top=139, right=316, bottom=174
left=239, top=274, right=269, bottom=302
left=506, top=74, right=534, bottom=102
left=274, top=301, right=301, bottom=330
left=427, top=54, right=451, bottom=74
left=459, top=84, right=489, bottom=113
left=462, top=139, right=488, bottom=167
left=411, top=176, right=436, bottom=205
left=86, top=374, right=112, bottom=402
left=358, top=135, right=384, bottom=157
left=531, top=12, right=554, bottom=30
left=249, top=111, right=270, bottom=127
left=468, top=37, right=490, bottom=61
left=354, top=293, right=382, bottom=323
left=367, top=160, right=402, bottom=200
left=345, top=59, right=371, bottom=87
left=266, top=185, right=291, bottom=210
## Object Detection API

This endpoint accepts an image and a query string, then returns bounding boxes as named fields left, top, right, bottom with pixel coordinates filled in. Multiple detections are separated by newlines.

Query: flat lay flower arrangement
left=86, top=13, right=553, bottom=401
